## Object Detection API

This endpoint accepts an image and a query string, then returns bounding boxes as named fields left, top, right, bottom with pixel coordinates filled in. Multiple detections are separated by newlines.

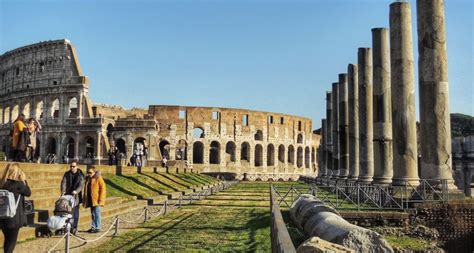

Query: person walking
left=82, top=166, right=106, bottom=233
left=26, top=118, right=40, bottom=163
left=60, top=161, right=84, bottom=235
left=0, top=163, right=31, bottom=253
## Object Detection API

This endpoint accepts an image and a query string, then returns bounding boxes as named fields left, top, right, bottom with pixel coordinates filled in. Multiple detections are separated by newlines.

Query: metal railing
left=299, top=176, right=449, bottom=211
left=270, top=184, right=296, bottom=253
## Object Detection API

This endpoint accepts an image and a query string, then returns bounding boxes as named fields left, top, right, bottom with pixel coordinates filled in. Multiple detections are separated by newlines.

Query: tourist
left=60, top=161, right=84, bottom=235
left=11, top=114, right=27, bottom=162
left=26, top=118, right=40, bottom=163
left=82, top=166, right=106, bottom=233
left=0, top=163, right=31, bottom=253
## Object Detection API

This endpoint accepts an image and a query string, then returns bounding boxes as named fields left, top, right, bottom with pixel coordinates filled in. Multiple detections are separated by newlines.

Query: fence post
left=144, top=207, right=148, bottom=223
left=179, top=197, right=182, bottom=208
left=65, top=224, right=70, bottom=253
left=113, top=216, right=119, bottom=236
left=164, top=200, right=168, bottom=214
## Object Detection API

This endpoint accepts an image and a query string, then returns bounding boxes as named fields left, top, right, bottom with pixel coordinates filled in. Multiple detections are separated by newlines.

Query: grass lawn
left=88, top=181, right=307, bottom=252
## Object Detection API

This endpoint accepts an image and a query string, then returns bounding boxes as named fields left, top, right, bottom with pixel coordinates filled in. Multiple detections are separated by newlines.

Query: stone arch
left=225, top=141, right=236, bottom=162
left=45, top=136, right=57, bottom=155
left=288, top=145, right=295, bottom=164
left=210, top=141, right=220, bottom=164
left=83, top=136, right=95, bottom=158
left=297, top=147, right=303, bottom=168
left=106, top=124, right=114, bottom=138
left=193, top=127, right=205, bottom=139
left=193, top=141, right=204, bottom=164
left=12, top=104, right=19, bottom=121
left=22, top=102, right=30, bottom=118
left=176, top=139, right=187, bottom=161
left=255, top=130, right=263, bottom=141
left=157, top=139, right=169, bottom=159
left=255, top=144, right=263, bottom=167
left=35, top=101, right=43, bottom=120
left=278, top=145, right=285, bottom=163
left=68, top=97, right=78, bottom=118
left=64, top=136, right=75, bottom=159
left=241, top=142, right=250, bottom=162
left=3, top=106, right=9, bottom=123
left=255, top=178, right=262, bottom=181
left=267, top=144, right=275, bottom=166
left=278, top=178, right=284, bottom=182
left=116, top=138, right=126, bottom=155
left=51, top=98, right=60, bottom=119
left=305, top=146, right=310, bottom=168
left=297, top=134, right=303, bottom=144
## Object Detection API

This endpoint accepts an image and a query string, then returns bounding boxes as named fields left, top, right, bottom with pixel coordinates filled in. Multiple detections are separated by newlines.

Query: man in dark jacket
left=60, top=161, right=84, bottom=235
left=0, top=163, right=31, bottom=253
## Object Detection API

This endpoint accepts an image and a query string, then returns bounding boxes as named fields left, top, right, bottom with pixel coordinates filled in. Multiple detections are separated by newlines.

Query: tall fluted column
left=325, top=92, right=333, bottom=178
left=372, top=28, right=393, bottom=185
left=390, top=2, right=419, bottom=186
left=338, top=74, right=349, bottom=179
left=417, top=0, right=456, bottom=187
left=348, top=64, right=359, bottom=181
left=331, top=83, right=339, bottom=179
left=320, top=118, right=327, bottom=178
left=358, top=48, right=374, bottom=184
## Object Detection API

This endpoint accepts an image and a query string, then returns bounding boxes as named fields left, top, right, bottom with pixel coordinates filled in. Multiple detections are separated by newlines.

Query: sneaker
left=72, top=228, right=78, bottom=235
left=86, top=228, right=95, bottom=233
left=91, top=229, right=101, bottom=233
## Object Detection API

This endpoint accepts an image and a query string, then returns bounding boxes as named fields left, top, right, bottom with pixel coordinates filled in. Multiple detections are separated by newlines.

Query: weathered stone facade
left=0, top=39, right=319, bottom=181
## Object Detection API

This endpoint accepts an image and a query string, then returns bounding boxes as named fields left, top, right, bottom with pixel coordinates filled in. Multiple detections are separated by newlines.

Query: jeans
left=72, top=205, right=80, bottom=229
left=91, top=206, right=101, bottom=230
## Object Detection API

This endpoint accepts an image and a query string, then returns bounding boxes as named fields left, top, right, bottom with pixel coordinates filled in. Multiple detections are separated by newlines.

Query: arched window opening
left=297, top=147, right=303, bottom=168
left=116, top=138, right=126, bottom=155
left=297, top=134, right=303, bottom=144
left=3, top=107, right=10, bottom=123
left=68, top=97, right=78, bottom=118
left=46, top=137, right=57, bottom=155
left=22, top=103, right=30, bottom=118
left=193, top=142, right=204, bottom=164
left=255, top=144, right=263, bottom=167
left=288, top=145, right=295, bottom=164
left=66, top=137, right=75, bottom=159
left=225, top=142, right=236, bottom=162
left=267, top=144, right=275, bottom=166
left=106, top=124, right=114, bottom=138
left=12, top=104, right=19, bottom=121
left=159, top=140, right=170, bottom=160
left=85, top=137, right=95, bottom=158
left=176, top=139, right=187, bottom=161
left=305, top=147, right=310, bottom=168
left=51, top=99, right=59, bottom=119
left=278, top=145, right=285, bottom=163
left=35, top=101, right=43, bottom=120
left=241, top=142, right=250, bottom=162
left=210, top=141, right=220, bottom=164
left=254, top=130, right=263, bottom=141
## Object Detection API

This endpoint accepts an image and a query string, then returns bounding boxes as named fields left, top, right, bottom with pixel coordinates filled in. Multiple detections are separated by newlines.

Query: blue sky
left=1, top=0, right=472, bottom=129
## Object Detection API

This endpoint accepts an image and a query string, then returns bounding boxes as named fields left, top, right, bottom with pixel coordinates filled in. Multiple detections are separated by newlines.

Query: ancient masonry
left=0, top=40, right=319, bottom=181
left=319, top=0, right=459, bottom=190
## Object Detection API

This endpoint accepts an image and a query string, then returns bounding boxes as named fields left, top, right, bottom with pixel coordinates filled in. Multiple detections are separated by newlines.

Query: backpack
left=0, top=190, right=21, bottom=219
left=54, top=196, right=73, bottom=216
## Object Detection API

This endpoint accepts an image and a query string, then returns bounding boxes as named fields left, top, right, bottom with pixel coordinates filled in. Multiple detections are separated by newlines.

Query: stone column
left=74, top=131, right=80, bottom=161
left=325, top=92, right=333, bottom=178
left=358, top=48, right=374, bottom=184
left=372, top=28, right=393, bottom=185
left=348, top=64, right=359, bottom=181
left=320, top=118, right=327, bottom=178
left=331, top=83, right=339, bottom=179
left=338, top=74, right=349, bottom=179
left=390, top=2, right=419, bottom=186
left=417, top=0, right=456, bottom=187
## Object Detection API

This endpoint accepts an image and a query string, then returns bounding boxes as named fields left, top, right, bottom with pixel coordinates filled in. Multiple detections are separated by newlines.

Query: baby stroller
left=47, top=195, right=76, bottom=235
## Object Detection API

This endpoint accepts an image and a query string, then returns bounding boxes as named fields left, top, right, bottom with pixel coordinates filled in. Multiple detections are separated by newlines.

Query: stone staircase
left=0, top=163, right=147, bottom=244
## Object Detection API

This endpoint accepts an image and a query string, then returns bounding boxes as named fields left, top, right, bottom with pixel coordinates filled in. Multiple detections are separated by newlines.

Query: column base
left=372, top=176, right=393, bottom=186
left=391, top=177, right=420, bottom=187
left=347, top=176, right=359, bottom=182
left=357, top=176, right=373, bottom=184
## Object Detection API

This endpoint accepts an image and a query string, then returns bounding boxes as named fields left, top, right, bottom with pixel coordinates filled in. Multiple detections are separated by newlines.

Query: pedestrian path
left=87, top=182, right=284, bottom=252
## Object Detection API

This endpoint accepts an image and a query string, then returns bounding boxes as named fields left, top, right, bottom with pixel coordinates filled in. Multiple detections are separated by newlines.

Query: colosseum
left=0, top=39, right=320, bottom=180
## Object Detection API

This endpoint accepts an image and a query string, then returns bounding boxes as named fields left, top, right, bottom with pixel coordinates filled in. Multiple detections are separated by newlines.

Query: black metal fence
left=270, top=184, right=296, bottom=253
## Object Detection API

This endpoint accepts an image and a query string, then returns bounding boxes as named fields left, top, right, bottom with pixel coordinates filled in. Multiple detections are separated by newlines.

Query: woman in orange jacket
left=82, top=166, right=106, bottom=233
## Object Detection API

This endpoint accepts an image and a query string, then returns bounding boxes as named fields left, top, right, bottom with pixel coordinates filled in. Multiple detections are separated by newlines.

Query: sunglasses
left=87, top=171, right=93, bottom=175
left=70, top=165, right=76, bottom=168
